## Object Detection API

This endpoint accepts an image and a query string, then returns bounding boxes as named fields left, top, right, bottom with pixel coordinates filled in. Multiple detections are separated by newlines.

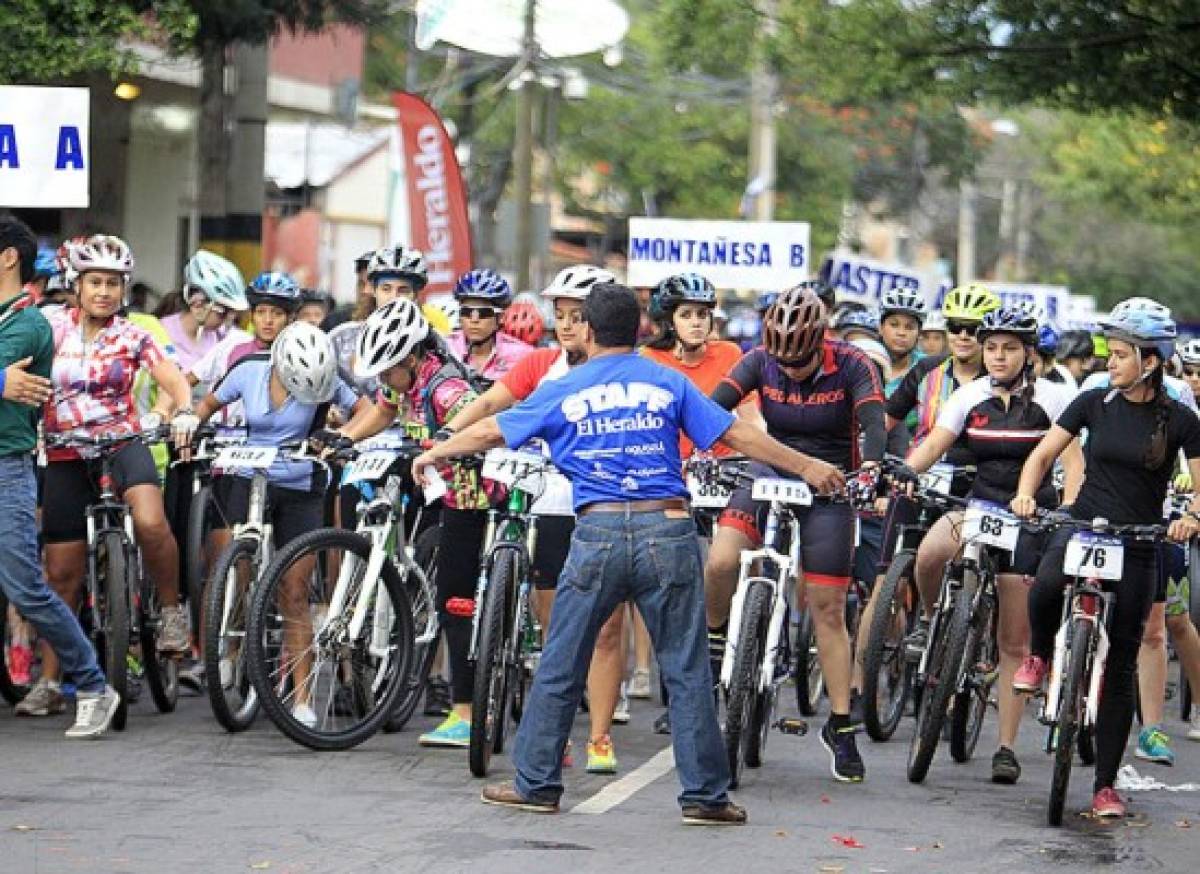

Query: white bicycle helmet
left=1110, top=296, right=1171, bottom=321
left=367, top=245, right=428, bottom=290
left=354, top=298, right=430, bottom=378
left=921, top=311, right=947, bottom=333
left=272, top=322, right=338, bottom=405
left=879, top=287, right=928, bottom=324
left=68, top=234, right=135, bottom=279
left=1178, top=338, right=1200, bottom=367
left=183, top=250, right=248, bottom=311
left=542, top=265, right=616, bottom=301
left=1008, top=298, right=1047, bottom=328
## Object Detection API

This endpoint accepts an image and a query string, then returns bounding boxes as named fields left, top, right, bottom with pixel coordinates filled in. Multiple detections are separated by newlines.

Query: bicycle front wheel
left=724, top=580, right=770, bottom=788
left=1048, top=616, right=1091, bottom=826
left=949, top=586, right=997, bottom=763
left=186, top=484, right=219, bottom=638
left=139, top=565, right=179, bottom=714
left=862, top=550, right=917, bottom=741
left=384, top=526, right=439, bottom=734
left=470, top=549, right=517, bottom=778
left=203, top=537, right=261, bottom=732
left=97, top=532, right=131, bottom=732
left=246, top=528, right=414, bottom=751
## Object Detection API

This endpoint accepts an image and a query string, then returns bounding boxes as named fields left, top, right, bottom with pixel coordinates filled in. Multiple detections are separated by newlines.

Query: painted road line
left=570, top=746, right=676, bottom=815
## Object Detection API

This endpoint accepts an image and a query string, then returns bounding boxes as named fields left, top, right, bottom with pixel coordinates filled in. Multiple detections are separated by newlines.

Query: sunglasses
left=461, top=305, right=500, bottom=320
left=946, top=321, right=979, bottom=337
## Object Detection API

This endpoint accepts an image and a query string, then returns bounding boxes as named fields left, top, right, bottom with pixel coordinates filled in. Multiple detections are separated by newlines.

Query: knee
left=704, top=547, right=738, bottom=583
left=133, top=508, right=173, bottom=546
left=1141, top=621, right=1167, bottom=649
left=810, top=591, right=847, bottom=628
left=594, top=612, right=623, bottom=652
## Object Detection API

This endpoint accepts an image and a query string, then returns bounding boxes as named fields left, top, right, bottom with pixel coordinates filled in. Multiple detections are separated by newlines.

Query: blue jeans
left=0, top=455, right=105, bottom=692
left=513, top=509, right=730, bottom=808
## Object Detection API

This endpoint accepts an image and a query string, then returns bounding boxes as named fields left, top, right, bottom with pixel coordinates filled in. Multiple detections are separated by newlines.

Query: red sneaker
left=1091, top=786, right=1125, bottom=818
left=1013, top=655, right=1047, bottom=693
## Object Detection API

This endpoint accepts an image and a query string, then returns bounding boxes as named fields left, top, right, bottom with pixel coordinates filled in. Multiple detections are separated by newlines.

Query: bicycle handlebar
left=45, top=425, right=171, bottom=453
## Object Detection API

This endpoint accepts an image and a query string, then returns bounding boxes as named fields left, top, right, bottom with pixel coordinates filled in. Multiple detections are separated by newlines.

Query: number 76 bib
left=1063, top=532, right=1124, bottom=581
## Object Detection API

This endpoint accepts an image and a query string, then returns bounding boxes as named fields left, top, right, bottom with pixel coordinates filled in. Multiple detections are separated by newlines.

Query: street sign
left=627, top=218, right=810, bottom=290
left=0, top=86, right=89, bottom=208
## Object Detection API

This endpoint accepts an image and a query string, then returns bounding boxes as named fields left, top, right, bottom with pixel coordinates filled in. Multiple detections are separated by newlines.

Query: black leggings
left=1028, top=529, right=1158, bottom=792
left=437, top=507, right=490, bottom=704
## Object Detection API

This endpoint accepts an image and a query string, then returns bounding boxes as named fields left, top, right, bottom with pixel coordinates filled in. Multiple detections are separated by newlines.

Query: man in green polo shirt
left=0, top=213, right=119, bottom=738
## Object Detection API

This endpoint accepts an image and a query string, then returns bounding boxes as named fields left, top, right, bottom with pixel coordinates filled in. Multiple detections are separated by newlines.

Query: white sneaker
left=1189, top=713, right=1200, bottom=741
left=612, top=683, right=630, bottom=725
left=628, top=668, right=652, bottom=699
left=291, top=702, right=318, bottom=728
left=65, top=685, right=121, bottom=739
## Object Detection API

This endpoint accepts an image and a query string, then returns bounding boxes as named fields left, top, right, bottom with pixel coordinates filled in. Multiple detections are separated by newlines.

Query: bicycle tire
left=1049, top=616, right=1091, bottom=826
left=246, top=527, right=413, bottom=751
left=470, top=550, right=516, bottom=777
left=949, top=584, right=996, bottom=763
left=185, top=484, right=216, bottom=640
left=862, top=550, right=917, bottom=741
left=793, top=608, right=822, bottom=717
left=907, top=571, right=972, bottom=783
left=724, top=580, right=770, bottom=789
left=98, top=532, right=130, bottom=732
left=203, top=537, right=260, bottom=732
left=139, top=563, right=179, bottom=714
left=384, top=525, right=439, bottom=733
left=0, top=590, right=31, bottom=705
left=1190, top=540, right=1200, bottom=629
left=1077, top=724, right=1096, bottom=766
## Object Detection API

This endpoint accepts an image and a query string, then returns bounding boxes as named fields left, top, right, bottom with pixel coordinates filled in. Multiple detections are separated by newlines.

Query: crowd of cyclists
left=1, top=208, right=1199, bottom=826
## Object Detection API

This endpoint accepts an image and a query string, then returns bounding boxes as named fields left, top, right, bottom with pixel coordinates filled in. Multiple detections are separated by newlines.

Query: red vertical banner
left=392, top=92, right=473, bottom=297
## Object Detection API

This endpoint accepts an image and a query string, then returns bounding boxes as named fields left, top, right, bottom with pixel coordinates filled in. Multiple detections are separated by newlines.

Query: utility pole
left=957, top=178, right=976, bottom=284
left=747, top=0, right=778, bottom=221
left=513, top=0, right=538, bottom=290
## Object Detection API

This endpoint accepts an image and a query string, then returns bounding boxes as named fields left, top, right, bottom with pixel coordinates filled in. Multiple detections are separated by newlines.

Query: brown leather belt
left=578, top=498, right=690, bottom=516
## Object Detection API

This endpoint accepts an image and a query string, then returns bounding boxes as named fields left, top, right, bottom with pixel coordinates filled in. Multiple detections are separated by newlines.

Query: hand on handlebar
left=799, top=457, right=845, bottom=496
left=1010, top=494, right=1038, bottom=520
left=1169, top=514, right=1200, bottom=544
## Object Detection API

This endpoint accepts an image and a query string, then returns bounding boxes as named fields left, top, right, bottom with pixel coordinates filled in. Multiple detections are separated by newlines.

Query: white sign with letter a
left=0, top=86, right=89, bottom=208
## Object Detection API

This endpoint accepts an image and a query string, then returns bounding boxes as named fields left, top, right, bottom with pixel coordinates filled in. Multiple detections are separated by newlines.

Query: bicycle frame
left=721, top=503, right=802, bottom=694
left=215, top=471, right=275, bottom=643
left=83, top=464, right=138, bottom=637
left=469, top=485, right=538, bottom=663
left=1042, top=578, right=1111, bottom=731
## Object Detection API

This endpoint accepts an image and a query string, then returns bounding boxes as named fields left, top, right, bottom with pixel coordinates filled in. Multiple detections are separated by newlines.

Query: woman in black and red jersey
left=707, top=285, right=887, bottom=783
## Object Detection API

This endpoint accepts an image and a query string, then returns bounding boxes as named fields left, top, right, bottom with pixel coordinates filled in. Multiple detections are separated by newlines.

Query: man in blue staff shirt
left=412, top=282, right=843, bottom=825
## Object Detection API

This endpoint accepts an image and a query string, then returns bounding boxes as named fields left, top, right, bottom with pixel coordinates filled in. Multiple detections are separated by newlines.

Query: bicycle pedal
left=774, top=717, right=808, bottom=736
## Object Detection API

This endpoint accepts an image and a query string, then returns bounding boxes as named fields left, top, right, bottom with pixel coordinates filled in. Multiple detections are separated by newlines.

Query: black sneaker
left=424, top=675, right=451, bottom=717
left=991, top=746, right=1021, bottom=784
left=820, top=719, right=866, bottom=783
left=653, top=709, right=672, bottom=735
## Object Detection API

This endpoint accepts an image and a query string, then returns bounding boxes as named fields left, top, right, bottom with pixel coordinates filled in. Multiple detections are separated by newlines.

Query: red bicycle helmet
left=762, top=285, right=826, bottom=364
left=502, top=301, right=545, bottom=346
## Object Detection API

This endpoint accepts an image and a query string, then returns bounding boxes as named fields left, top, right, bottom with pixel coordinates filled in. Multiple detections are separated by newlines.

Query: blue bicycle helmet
left=756, top=290, right=780, bottom=314
left=831, top=306, right=881, bottom=340
left=650, top=273, right=717, bottom=320
left=33, top=246, right=60, bottom=280
left=1036, top=324, right=1059, bottom=357
left=1098, top=302, right=1177, bottom=362
left=453, top=268, right=513, bottom=307
left=247, top=271, right=301, bottom=314
left=977, top=307, right=1039, bottom=345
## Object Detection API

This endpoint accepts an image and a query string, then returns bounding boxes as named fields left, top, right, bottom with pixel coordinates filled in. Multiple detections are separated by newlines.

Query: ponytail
left=1143, top=363, right=1173, bottom=470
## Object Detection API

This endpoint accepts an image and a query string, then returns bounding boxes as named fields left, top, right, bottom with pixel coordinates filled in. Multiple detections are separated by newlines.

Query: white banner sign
left=627, top=218, right=810, bottom=289
left=0, top=86, right=89, bottom=208
left=986, top=283, right=1070, bottom=327
left=818, top=251, right=944, bottom=307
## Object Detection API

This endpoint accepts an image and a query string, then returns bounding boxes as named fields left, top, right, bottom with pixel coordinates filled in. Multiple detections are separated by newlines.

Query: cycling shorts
left=42, top=443, right=160, bottom=544
left=1159, top=542, right=1186, bottom=610
left=718, top=462, right=854, bottom=588
left=214, top=475, right=323, bottom=550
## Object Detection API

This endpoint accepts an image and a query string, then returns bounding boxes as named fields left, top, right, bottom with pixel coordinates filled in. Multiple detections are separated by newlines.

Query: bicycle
left=906, top=490, right=1012, bottom=783
left=44, top=427, right=180, bottom=730
left=1032, top=515, right=1171, bottom=826
left=860, top=463, right=974, bottom=741
left=698, top=459, right=862, bottom=788
left=244, top=441, right=419, bottom=751
left=467, top=447, right=560, bottom=778
left=202, top=438, right=311, bottom=732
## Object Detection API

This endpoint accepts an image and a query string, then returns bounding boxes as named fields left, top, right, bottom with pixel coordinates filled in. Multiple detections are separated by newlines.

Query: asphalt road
left=1, top=670, right=1198, bottom=874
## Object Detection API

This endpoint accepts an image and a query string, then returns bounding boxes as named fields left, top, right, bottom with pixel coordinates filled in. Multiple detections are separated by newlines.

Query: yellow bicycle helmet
left=942, top=283, right=1001, bottom=323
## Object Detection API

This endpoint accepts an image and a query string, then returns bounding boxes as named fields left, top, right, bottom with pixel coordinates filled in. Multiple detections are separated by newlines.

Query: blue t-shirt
left=214, top=354, right=359, bottom=490
left=496, top=352, right=735, bottom=511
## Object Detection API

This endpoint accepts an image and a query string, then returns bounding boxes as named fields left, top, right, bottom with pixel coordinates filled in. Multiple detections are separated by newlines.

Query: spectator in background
left=128, top=281, right=155, bottom=314
left=154, top=290, right=185, bottom=319
left=298, top=289, right=334, bottom=327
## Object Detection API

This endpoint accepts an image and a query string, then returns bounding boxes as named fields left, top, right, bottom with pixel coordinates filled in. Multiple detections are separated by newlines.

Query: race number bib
left=751, top=478, right=813, bottom=507
left=962, top=500, right=1019, bottom=552
left=214, top=446, right=277, bottom=469
left=1063, top=532, right=1124, bottom=581
left=687, top=473, right=732, bottom=509
left=481, top=448, right=546, bottom=486
left=343, top=450, right=398, bottom=485
left=922, top=463, right=954, bottom=496
left=530, top=471, right=574, bottom=516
